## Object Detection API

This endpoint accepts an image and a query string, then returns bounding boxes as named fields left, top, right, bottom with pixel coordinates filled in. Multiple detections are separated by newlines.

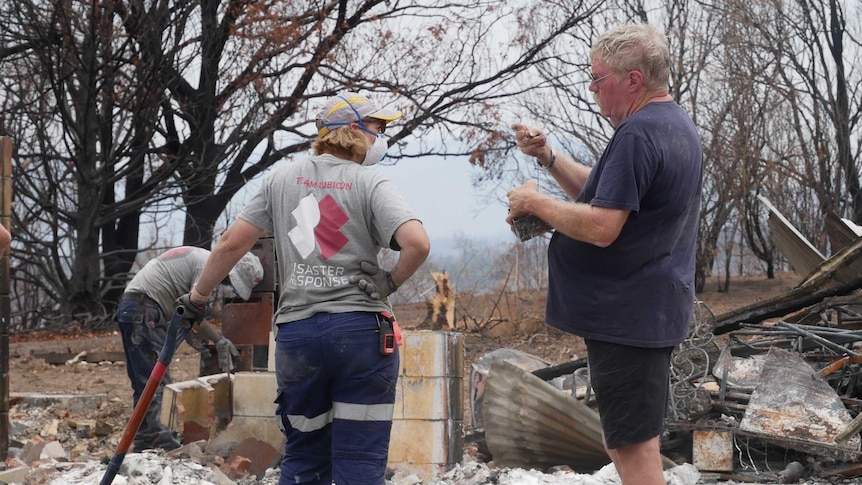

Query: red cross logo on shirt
left=288, top=194, right=349, bottom=260
left=315, top=195, right=349, bottom=259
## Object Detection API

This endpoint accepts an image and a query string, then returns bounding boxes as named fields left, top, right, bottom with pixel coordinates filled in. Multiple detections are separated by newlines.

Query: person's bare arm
left=512, top=123, right=591, bottom=199
left=388, top=219, right=431, bottom=287
left=190, top=219, right=266, bottom=306
left=506, top=180, right=629, bottom=247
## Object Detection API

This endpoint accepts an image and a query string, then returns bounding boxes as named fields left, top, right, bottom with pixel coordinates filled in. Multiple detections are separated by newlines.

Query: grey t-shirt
left=126, top=246, right=210, bottom=317
left=239, top=154, right=418, bottom=325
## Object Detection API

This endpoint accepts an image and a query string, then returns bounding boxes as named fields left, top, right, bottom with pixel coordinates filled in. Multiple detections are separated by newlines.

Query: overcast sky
left=378, top=155, right=513, bottom=251
left=202, top=152, right=515, bottom=259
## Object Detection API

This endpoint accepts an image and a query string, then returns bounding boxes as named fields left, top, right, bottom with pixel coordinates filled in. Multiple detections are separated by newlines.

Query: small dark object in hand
left=511, top=214, right=552, bottom=241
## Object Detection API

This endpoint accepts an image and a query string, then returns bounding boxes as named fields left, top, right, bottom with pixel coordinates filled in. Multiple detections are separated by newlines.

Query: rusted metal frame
left=814, top=356, right=862, bottom=379
left=735, top=323, right=862, bottom=356
left=728, top=332, right=796, bottom=355
left=737, top=323, right=862, bottom=338
left=775, top=321, right=861, bottom=357
left=755, top=329, right=862, bottom=396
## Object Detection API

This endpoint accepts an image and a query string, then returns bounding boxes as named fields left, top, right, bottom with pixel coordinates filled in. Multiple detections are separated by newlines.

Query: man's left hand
left=185, top=332, right=212, bottom=357
left=506, top=180, right=540, bottom=224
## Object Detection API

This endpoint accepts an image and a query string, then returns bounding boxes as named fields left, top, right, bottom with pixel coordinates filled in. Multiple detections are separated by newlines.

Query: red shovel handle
left=100, top=305, right=191, bottom=485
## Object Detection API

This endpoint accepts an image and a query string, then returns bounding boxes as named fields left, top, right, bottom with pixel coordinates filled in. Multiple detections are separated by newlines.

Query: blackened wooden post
left=0, top=136, right=12, bottom=460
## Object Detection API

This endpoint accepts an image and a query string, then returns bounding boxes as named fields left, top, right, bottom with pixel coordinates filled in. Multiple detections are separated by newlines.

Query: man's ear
left=628, top=70, right=645, bottom=91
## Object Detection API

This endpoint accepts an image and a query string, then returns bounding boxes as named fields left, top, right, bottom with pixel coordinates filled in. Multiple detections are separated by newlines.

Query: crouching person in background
left=118, top=246, right=262, bottom=451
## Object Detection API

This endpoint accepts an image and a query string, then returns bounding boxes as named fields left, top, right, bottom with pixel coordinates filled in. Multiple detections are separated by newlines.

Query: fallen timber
left=714, top=274, right=862, bottom=335
left=715, top=199, right=862, bottom=334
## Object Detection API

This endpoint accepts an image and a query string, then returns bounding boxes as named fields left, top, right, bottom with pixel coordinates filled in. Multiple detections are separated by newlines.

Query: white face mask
left=362, top=134, right=389, bottom=166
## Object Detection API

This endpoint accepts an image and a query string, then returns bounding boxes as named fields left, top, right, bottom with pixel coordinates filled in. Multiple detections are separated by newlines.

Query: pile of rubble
left=0, top=363, right=703, bottom=485
left=464, top=295, right=862, bottom=484
left=1, top=396, right=706, bottom=485
left=2, top=390, right=705, bottom=485
left=462, top=201, right=862, bottom=484
left=1, top=395, right=282, bottom=484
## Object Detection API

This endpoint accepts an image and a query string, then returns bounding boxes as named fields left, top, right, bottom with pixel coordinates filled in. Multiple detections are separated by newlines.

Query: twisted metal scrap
left=668, top=300, right=719, bottom=422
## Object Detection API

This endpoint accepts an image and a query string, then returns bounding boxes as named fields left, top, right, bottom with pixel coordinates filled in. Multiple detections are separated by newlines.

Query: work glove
left=175, top=293, right=205, bottom=328
left=350, top=261, right=398, bottom=300
left=184, top=332, right=211, bottom=357
left=216, top=337, right=239, bottom=372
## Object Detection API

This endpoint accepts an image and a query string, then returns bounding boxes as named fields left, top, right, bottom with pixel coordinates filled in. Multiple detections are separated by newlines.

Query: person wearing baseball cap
left=316, top=92, right=402, bottom=134
left=180, top=91, right=429, bottom=484
left=315, top=92, right=403, bottom=166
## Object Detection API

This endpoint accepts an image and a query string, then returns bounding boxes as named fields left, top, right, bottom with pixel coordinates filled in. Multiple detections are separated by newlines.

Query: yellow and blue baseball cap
left=316, top=92, right=402, bottom=136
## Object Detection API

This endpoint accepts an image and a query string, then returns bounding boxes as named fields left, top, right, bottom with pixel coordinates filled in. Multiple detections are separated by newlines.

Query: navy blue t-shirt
left=545, top=101, right=703, bottom=347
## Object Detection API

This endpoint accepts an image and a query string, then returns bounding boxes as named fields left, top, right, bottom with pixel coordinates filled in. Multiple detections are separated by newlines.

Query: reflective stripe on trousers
left=287, top=402, right=395, bottom=433
left=275, top=312, right=399, bottom=485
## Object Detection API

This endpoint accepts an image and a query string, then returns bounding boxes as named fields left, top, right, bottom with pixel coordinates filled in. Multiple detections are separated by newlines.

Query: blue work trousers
left=116, top=298, right=174, bottom=445
left=275, top=312, right=399, bottom=485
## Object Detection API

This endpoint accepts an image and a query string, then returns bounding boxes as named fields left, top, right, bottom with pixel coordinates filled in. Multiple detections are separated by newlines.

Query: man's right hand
left=175, top=293, right=205, bottom=327
left=512, top=123, right=552, bottom=163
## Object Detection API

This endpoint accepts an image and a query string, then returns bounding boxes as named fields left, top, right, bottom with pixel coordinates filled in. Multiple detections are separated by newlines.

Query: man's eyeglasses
left=362, top=119, right=386, bottom=134
left=589, top=72, right=614, bottom=86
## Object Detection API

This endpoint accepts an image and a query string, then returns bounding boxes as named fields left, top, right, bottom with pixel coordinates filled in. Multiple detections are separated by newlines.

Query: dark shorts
left=585, top=339, right=673, bottom=449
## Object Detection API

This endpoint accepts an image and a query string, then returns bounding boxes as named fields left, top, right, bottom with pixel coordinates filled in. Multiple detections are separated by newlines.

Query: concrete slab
left=232, top=372, right=276, bottom=417
left=9, top=392, right=107, bottom=413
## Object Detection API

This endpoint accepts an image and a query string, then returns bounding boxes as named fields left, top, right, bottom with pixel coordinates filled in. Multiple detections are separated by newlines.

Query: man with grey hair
left=507, top=24, right=703, bottom=485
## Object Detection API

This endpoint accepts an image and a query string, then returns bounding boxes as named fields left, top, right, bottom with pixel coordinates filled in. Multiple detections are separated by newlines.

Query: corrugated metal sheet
left=482, top=359, right=610, bottom=472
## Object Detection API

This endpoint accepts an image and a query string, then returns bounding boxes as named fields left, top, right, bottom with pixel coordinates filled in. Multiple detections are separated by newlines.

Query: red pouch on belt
left=392, top=320, right=403, bottom=347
